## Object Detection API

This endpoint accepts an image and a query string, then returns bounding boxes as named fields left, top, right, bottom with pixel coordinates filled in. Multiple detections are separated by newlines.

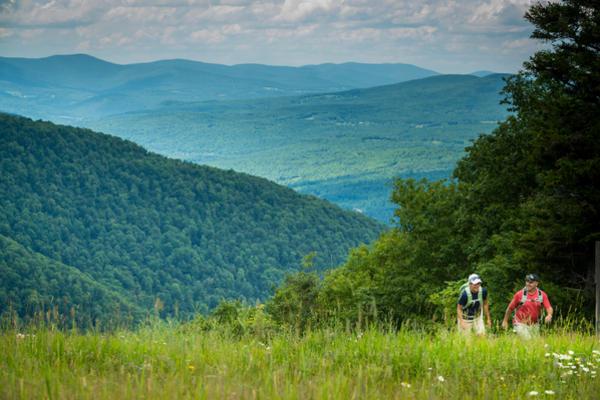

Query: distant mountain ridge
left=469, top=70, right=505, bottom=77
left=0, top=54, right=439, bottom=121
left=0, top=113, right=383, bottom=325
left=85, top=73, right=511, bottom=222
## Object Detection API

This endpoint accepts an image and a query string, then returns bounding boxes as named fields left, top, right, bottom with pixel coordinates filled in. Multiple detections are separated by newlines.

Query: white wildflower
left=528, top=391, right=539, bottom=396
left=545, top=353, right=551, bottom=357
left=401, top=382, right=411, bottom=388
left=437, top=375, right=445, bottom=382
left=16, top=333, right=25, bottom=340
left=555, top=353, right=572, bottom=361
left=544, top=390, right=555, bottom=395
left=568, top=350, right=575, bottom=355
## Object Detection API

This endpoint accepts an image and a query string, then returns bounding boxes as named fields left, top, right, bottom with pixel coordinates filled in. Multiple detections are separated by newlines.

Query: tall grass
left=1, top=320, right=598, bottom=399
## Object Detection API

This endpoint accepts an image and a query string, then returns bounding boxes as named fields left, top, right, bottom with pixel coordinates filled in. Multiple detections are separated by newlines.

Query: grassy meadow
left=1, top=319, right=599, bottom=400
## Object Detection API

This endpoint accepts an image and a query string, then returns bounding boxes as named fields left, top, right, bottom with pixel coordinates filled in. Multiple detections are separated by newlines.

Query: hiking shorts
left=513, top=322, right=540, bottom=340
left=458, top=315, right=485, bottom=335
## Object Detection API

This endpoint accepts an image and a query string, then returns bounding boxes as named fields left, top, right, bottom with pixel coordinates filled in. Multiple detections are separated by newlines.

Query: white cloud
left=0, top=0, right=538, bottom=73
left=189, top=29, right=225, bottom=44
left=388, top=26, right=437, bottom=40
left=105, top=6, right=179, bottom=24
left=0, top=27, right=12, bottom=38
left=276, top=0, right=341, bottom=22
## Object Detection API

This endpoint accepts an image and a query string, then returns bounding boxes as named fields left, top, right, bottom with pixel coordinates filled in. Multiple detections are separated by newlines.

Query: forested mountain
left=0, top=54, right=438, bottom=121
left=86, top=74, right=510, bottom=221
left=0, top=113, right=383, bottom=325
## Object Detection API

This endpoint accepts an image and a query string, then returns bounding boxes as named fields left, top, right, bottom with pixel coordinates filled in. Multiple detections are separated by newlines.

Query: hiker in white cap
left=457, top=274, right=492, bottom=335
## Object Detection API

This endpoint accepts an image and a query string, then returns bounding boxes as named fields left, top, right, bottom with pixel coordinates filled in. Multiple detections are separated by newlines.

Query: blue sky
left=0, top=0, right=543, bottom=73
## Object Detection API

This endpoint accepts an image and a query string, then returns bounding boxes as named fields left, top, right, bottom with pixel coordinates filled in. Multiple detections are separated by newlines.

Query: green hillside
left=85, top=74, right=510, bottom=221
left=0, top=54, right=438, bottom=121
left=0, top=113, right=383, bottom=324
left=0, top=235, right=143, bottom=327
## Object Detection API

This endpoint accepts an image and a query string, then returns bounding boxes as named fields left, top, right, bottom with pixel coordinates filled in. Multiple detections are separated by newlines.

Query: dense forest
left=267, top=0, right=600, bottom=329
left=0, top=114, right=383, bottom=326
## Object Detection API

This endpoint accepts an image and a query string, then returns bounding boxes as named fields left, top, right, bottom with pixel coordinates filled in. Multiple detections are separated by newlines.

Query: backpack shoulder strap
left=464, top=288, right=474, bottom=308
left=519, top=288, right=527, bottom=305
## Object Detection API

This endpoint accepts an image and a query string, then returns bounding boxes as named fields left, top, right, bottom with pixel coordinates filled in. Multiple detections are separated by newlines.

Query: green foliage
left=179, top=300, right=278, bottom=342
left=266, top=271, right=321, bottom=333
left=0, top=113, right=383, bottom=325
left=427, top=279, right=464, bottom=326
left=317, top=245, right=381, bottom=327
left=315, top=179, right=470, bottom=326
left=454, top=0, right=600, bottom=315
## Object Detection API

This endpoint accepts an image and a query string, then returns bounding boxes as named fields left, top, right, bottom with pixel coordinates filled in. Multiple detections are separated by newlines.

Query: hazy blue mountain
left=0, top=113, right=383, bottom=324
left=84, top=74, right=511, bottom=222
left=469, top=70, right=503, bottom=77
left=0, top=54, right=439, bottom=121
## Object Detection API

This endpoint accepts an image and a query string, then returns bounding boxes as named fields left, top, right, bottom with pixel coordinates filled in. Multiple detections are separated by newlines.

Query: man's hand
left=544, top=314, right=552, bottom=324
left=501, top=320, right=509, bottom=330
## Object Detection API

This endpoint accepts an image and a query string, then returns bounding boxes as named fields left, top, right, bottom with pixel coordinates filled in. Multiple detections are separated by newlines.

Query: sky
left=0, top=0, right=544, bottom=73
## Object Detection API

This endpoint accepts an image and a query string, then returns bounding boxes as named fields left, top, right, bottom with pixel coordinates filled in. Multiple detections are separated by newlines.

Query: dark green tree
left=301, top=0, right=600, bottom=325
left=455, top=0, right=599, bottom=312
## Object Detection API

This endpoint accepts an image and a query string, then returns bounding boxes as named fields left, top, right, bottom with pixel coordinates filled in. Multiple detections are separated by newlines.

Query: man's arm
left=501, top=306, right=513, bottom=330
left=543, top=292, right=553, bottom=324
left=457, top=303, right=467, bottom=328
left=502, top=293, right=518, bottom=329
left=483, top=298, right=492, bottom=328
